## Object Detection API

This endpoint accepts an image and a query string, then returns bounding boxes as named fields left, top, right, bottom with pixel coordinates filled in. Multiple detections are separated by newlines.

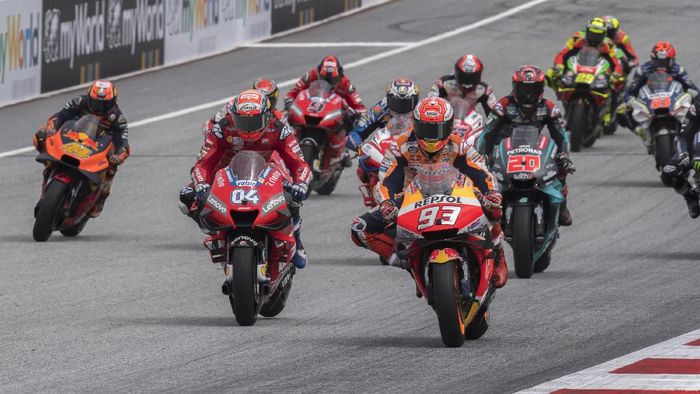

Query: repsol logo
left=414, top=195, right=463, bottom=208
left=0, top=13, right=41, bottom=84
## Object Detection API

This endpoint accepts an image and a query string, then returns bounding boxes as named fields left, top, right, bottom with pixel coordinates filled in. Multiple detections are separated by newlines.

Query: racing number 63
left=418, top=205, right=462, bottom=231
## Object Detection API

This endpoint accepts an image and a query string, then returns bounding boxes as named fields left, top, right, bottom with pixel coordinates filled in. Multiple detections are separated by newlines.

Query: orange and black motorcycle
left=33, top=115, right=114, bottom=241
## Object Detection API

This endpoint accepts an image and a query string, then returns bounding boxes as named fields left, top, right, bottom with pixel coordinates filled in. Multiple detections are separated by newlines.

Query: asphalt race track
left=1, top=0, right=699, bottom=392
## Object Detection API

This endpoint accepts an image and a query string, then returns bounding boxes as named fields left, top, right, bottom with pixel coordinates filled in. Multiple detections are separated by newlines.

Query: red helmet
left=454, top=54, right=483, bottom=91
left=512, top=65, right=545, bottom=112
left=651, top=41, right=676, bottom=69
left=87, top=80, right=117, bottom=114
left=230, top=89, right=270, bottom=142
left=252, top=78, right=279, bottom=109
left=317, top=55, right=343, bottom=87
left=413, top=97, right=454, bottom=154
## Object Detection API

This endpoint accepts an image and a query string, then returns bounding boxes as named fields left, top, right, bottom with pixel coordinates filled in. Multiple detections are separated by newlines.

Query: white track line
left=0, top=0, right=550, bottom=159
left=245, top=42, right=412, bottom=48
left=518, top=328, right=700, bottom=393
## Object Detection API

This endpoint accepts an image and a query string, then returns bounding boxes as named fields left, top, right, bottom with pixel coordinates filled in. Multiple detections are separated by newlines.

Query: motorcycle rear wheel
left=60, top=217, right=89, bottom=237
left=230, top=247, right=258, bottom=326
left=465, top=309, right=489, bottom=340
left=512, top=205, right=535, bottom=278
left=33, top=181, right=68, bottom=242
left=259, top=272, right=293, bottom=318
left=432, top=261, right=466, bottom=348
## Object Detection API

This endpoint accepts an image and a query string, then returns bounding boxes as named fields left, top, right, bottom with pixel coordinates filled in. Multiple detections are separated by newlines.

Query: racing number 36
left=507, top=155, right=541, bottom=173
left=418, top=205, right=461, bottom=231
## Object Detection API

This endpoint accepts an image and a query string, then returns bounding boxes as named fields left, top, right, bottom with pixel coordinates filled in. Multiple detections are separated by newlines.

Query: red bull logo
left=65, top=130, right=98, bottom=150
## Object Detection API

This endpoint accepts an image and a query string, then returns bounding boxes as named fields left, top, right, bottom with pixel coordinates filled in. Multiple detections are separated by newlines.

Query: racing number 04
left=418, top=205, right=462, bottom=231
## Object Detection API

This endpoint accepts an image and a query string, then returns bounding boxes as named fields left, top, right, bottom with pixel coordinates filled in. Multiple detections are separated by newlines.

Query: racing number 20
left=507, top=155, right=541, bottom=173
left=418, top=206, right=461, bottom=231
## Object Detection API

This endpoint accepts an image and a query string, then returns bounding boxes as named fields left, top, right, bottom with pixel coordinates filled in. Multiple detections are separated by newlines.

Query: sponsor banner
left=41, top=0, right=165, bottom=93
left=0, top=0, right=42, bottom=106
left=270, top=0, right=362, bottom=34
left=164, top=0, right=271, bottom=64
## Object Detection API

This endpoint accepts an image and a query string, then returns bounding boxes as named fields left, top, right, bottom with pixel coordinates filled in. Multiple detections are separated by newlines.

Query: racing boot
left=683, top=189, right=700, bottom=219
left=492, top=245, right=508, bottom=288
left=291, top=217, right=307, bottom=269
left=89, top=169, right=115, bottom=218
left=558, top=202, right=573, bottom=226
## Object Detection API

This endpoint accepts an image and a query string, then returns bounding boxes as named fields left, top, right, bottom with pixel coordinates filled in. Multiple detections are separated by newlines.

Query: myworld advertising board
left=41, top=0, right=165, bottom=92
left=164, top=0, right=271, bottom=64
left=0, top=0, right=42, bottom=106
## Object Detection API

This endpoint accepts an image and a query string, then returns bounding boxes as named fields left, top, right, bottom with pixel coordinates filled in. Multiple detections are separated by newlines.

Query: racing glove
left=346, top=132, right=363, bottom=152
left=378, top=199, right=398, bottom=223
left=480, top=190, right=503, bottom=221
left=195, top=183, right=211, bottom=203
left=284, top=98, right=294, bottom=111
left=288, top=182, right=309, bottom=202
left=556, top=152, right=576, bottom=174
left=108, top=149, right=128, bottom=166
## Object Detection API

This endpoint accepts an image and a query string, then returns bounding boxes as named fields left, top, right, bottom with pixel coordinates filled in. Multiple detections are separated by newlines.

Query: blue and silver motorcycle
left=490, top=126, right=564, bottom=278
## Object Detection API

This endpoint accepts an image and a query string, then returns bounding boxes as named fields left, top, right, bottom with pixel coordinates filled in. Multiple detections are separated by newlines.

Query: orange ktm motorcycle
left=33, top=115, right=113, bottom=241
left=395, top=164, right=496, bottom=347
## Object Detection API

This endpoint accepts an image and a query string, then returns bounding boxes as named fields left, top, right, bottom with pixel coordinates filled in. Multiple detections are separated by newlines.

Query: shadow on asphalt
left=323, top=335, right=441, bottom=348
left=315, top=256, right=385, bottom=267
left=150, top=242, right=203, bottom=252
left=123, top=316, right=236, bottom=327
left=575, top=179, right=663, bottom=188
left=0, top=233, right=118, bottom=243
left=624, top=251, right=700, bottom=261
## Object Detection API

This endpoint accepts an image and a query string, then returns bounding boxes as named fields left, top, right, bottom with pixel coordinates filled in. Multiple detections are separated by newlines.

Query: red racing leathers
left=285, top=68, right=366, bottom=112
left=612, top=29, right=639, bottom=71
left=192, top=113, right=311, bottom=188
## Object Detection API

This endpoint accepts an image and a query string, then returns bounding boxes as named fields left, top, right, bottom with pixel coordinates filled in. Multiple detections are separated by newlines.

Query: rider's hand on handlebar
left=556, top=152, right=576, bottom=174
left=480, top=190, right=503, bottom=221
left=284, top=182, right=309, bottom=202
left=195, top=183, right=211, bottom=202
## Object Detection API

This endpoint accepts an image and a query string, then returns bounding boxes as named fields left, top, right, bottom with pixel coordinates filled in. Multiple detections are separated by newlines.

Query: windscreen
left=577, top=47, right=600, bottom=67
left=386, top=113, right=413, bottom=136
left=510, top=126, right=541, bottom=147
left=62, top=114, right=101, bottom=139
left=647, top=71, right=672, bottom=93
left=414, top=163, right=459, bottom=197
left=229, top=150, right=267, bottom=181
left=308, top=79, right=332, bottom=99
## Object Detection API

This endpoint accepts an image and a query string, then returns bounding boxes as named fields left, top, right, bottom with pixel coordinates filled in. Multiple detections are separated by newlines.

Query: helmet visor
left=586, top=29, right=605, bottom=46
left=651, top=57, right=672, bottom=69
left=321, top=73, right=342, bottom=87
left=88, top=98, right=114, bottom=114
left=387, top=95, right=416, bottom=114
left=456, top=70, right=481, bottom=89
left=233, top=113, right=266, bottom=133
left=514, top=82, right=544, bottom=105
left=414, top=118, right=453, bottom=142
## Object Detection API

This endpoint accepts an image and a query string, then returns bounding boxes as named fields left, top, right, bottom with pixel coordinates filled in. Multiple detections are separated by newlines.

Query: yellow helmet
left=602, top=15, right=620, bottom=39
left=585, top=17, right=607, bottom=47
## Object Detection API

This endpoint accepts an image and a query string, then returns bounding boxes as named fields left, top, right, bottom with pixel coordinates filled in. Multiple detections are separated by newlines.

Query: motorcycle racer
left=602, top=15, right=639, bottom=75
left=661, top=107, right=700, bottom=219
left=180, top=89, right=312, bottom=268
left=549, top=17, right=625, bottom=93
left=351, top=97, right=508, bottom=288
left=428, top=54, right=498, bottom=117
left=285, top=55, right=365, bottom=114
left=480, top=65, right=576, bottom=226
left=33, top=80, right=129, bottom=218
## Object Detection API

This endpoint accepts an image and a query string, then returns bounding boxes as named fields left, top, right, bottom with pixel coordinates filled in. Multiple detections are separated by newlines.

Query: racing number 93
left=417, top=206, right=462, bottom=231
left=507, top=155, right=541, bottom=173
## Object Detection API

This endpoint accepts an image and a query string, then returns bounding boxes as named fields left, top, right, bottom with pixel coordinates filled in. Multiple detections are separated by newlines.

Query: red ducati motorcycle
left=287, top=80, right=349, bottom=195
left=199, top=150, right=297, bottom=326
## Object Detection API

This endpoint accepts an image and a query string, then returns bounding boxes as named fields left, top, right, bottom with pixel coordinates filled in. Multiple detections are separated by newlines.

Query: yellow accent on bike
left=428, top=249, right=457, bottom=264
left=575, top=73, right=595, bottom=84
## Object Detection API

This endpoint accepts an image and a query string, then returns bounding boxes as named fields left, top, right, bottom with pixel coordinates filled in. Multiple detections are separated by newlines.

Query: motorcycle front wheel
left=432, top=261, right=466, bottom=347
left=512, top=205, right=535, bottom=278
left=654, top=132, right=675, bottom=171
left=568, top=103, right=588, bottom=152
left=230, top=247, right=258, bottom=326
left=33, top=181, right=68, bottom=242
